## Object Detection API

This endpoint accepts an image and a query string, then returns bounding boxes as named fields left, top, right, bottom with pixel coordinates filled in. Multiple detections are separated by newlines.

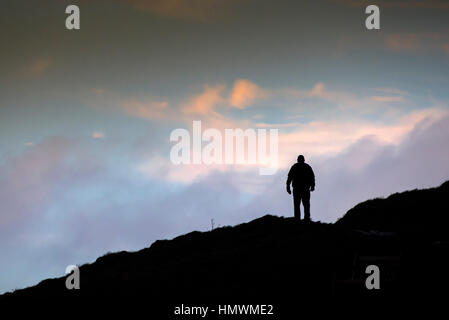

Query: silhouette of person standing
left=286, top=155, right=315, bottom=221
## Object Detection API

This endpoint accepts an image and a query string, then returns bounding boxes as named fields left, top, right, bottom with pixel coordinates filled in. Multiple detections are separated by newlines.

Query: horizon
left=1, top=0, right=449, bottom=294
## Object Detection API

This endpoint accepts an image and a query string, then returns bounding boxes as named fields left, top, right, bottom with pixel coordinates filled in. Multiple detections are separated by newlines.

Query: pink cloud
left=277, top=108, right=447, bottom=168
left=137, top=107, right=448, bottom=184
left=0, top=137, right=81, bottom=231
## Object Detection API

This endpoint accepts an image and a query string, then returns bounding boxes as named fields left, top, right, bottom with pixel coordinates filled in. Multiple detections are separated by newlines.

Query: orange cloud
left=92, top=132, right=105, bottom=139
left=374, top=88, right=409, bottom=96
left=20, top=58, right=52, bottom=76
left=229, top=79, right=266, bottom=109
left=182, top=85, right=225, bottom=115
left=371, top=96, right=405, bottom=103
left=385, top=34, right=421, bottom=51
left=309, top=82, right=325, bottom=97
left=88, top=83, right=253, bottom=131
left=385, top=33, right=449, bottom=53
left=122, top=99, right=171, bottom=120
left=92, top=88, right=105, bottom=97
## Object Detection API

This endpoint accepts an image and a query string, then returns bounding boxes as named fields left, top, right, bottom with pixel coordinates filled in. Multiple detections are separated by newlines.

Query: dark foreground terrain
left=2, top=181, right=449, bottom=315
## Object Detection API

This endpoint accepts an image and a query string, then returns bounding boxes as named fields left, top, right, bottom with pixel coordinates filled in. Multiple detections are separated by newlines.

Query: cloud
left=2, top=105, right=449, bottom=295
left=87, top=81, right=446, bottom=186
left=126, top=0, right=251, bottom=21
left=137, top=156, right=227, bottom=183
left=0, top=137, right=95, bottom=235
left=181, top=85, right=225, bottom=115
left=229, top=79, right=266, bottom=109
left=255, top=122, right=300, bottom=128
left=371, top=96, right=405, bottom=103
left=114, top=80, right=448, bottom=185
left=136, top=107, right=448, bottom=184
left=136, top=112, right=449, bottom=234
left=444, top=44, right=449, bottom=54
left=238, top=113, right=449, bottom=223
left=19, top=58, right=52, bottom=77
left=385, top=34, right=421, bottom=51
left=92, top=88, right=104, bottom=97
left=374, top=88, right=409, bottom=96
left=87, top=89, right=177, bottom=122
left=370, top=87, right=408, bottom=103
left=277, top=83, right=419, bottom=120
left=283, top=82, right=359, bottom=108
left=122, top=99, right=172, bottom=120
left=91, top=81, right=414, bottom=131
left=385, top=33, right=449, bottom=54
left=310, top=82, right=325, bottom=97
left=29, top=58, right=51, bottom=74
left=278, top=107, right=446, bottom=160
left=92, top=132, right=105, bottom=139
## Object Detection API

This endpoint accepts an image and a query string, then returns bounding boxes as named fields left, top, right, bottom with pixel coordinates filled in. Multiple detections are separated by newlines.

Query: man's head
left=297, top=155, right=305, bottom=163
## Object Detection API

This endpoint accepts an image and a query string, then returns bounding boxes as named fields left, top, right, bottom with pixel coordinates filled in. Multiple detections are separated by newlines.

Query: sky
left=1, top=0, right=449, bottom=293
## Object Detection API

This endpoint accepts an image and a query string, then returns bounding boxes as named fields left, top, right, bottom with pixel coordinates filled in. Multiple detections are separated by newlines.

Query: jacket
left=286, top=162, right=315, bottom=189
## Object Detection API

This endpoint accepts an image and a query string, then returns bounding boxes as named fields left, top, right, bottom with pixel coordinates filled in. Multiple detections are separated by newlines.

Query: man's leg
left=293, top=189, right=302, bottom=219
left=301, top=189, right=311, bottom=221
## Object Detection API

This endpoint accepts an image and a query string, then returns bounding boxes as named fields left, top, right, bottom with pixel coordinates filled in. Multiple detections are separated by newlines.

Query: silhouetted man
left=286, top=155, right=315, bottom=221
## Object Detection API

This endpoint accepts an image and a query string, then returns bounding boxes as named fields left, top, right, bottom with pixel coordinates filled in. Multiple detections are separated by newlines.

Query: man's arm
left=286, top=166, right=294, bottom=194
left=309, top=165, right=315, bottom=191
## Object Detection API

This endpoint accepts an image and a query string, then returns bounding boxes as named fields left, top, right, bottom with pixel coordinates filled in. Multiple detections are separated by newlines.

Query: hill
left=337, top=180, right=449, bottom=239
left=2, top=181, right=449, bottom=313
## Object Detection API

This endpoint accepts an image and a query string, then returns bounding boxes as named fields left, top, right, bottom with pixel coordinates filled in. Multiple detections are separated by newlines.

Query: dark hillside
left=3, top=181, right=449, bottom=313
left=337, top=181, right=449, bottom=239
